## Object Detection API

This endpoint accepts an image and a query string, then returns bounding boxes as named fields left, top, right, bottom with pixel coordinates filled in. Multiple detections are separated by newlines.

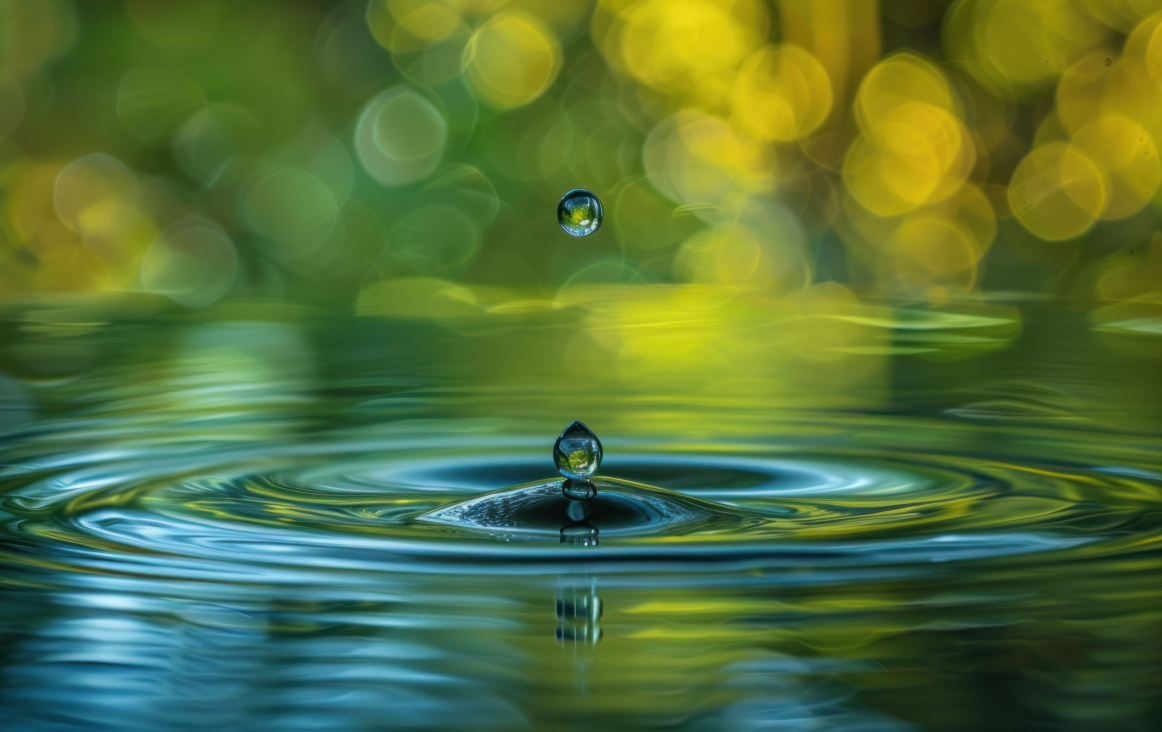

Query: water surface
left=0, top=299, right=1159, bottom=731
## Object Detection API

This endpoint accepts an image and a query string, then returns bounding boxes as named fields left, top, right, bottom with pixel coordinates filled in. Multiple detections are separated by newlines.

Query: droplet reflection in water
left=554, top=420, right=603, bottom=479
left=560, top=521, right=600, bottom=547
left=557, top=584, right=602, bottom=642
left=557, top=189, right=603, bottom=237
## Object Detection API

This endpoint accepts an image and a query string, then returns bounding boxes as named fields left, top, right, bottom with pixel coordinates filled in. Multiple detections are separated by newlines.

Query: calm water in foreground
left=0, top=295, right=1159, bottom=731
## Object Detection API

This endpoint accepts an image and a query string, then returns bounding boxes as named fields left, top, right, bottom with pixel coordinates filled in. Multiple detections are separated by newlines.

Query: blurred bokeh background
left=4, top=6, right=1162, bottom=730
left=1, top=0, right=1161, bottom=318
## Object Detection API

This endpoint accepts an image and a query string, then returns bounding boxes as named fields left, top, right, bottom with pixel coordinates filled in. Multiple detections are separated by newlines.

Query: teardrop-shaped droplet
left=557, top=189, right=602, bottom=237
left=554, top=421, right=603, bottom=479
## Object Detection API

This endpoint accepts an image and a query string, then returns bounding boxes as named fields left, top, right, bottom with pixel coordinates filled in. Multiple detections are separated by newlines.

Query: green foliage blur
left=1, top=0, right=1161, bottom=330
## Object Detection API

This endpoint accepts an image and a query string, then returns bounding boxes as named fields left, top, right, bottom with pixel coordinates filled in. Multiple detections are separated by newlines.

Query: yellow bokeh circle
left=392, top=0, right=461, bottom=43
left=367, top=0, right=463, bottom=54
left=643, top=110, right=771, bottom=206
left=855, top=53, right=953, bottom=135
left=1008, top=141, right=1108, bottom=240
left=731, top=44, right=832, bottom=142
left=975, top=0, right=1104, bottom=89
left=611, top=0, right=765, bottom=106
left=621, top=0, right=746, bottom=78
left=462, top=11, right=560, bottom=109
left=844, top=102, right=973, bottom=216
left=890, top=184, right=996, bottom=278
left=1071, top=115, right=1160, bottom=220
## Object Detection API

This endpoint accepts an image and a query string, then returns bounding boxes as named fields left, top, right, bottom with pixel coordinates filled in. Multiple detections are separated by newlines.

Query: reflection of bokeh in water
left=0, top=311, right=1161, bottom=728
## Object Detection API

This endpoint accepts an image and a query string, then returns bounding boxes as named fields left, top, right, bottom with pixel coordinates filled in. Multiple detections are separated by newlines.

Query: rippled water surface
left=1, top=301, right=1160, bottom=731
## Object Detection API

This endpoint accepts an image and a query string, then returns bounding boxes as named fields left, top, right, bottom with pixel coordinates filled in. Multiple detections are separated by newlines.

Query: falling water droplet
left=557, top=189, right=603, bottom=237
left=554, top=421, right=603, bottom=479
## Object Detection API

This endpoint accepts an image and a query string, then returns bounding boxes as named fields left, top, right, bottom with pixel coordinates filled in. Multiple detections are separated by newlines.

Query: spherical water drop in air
left=557, top=189, right=602, bottom=237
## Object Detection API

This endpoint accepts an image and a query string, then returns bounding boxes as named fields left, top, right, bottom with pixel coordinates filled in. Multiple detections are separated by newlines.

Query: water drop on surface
left=554, top=421, right=603, bottom=479
left=557, top=189, right=603, bottom=237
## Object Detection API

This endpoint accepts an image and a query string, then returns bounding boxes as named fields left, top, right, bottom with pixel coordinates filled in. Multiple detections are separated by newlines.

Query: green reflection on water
left=0, top=300, right=1159, bottom=730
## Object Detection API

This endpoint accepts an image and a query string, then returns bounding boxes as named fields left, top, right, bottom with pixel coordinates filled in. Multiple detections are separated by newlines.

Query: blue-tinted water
left=0, top=299, right=1159, bottom=730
